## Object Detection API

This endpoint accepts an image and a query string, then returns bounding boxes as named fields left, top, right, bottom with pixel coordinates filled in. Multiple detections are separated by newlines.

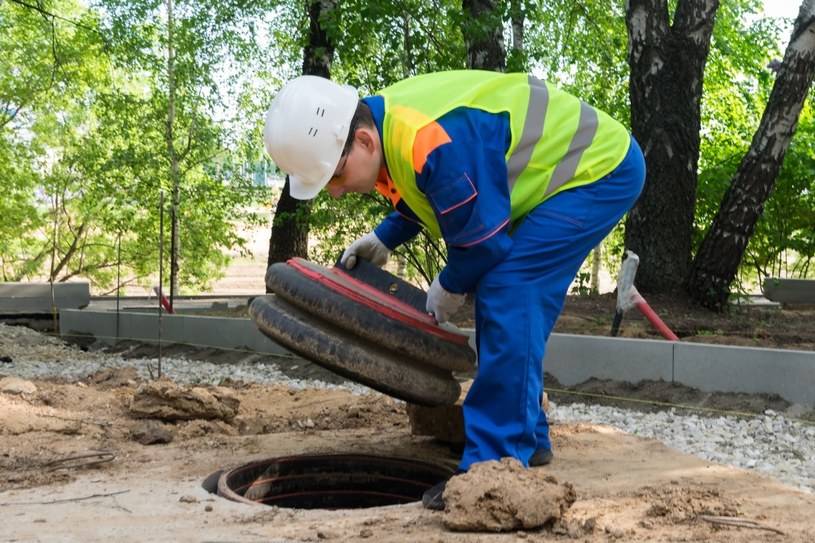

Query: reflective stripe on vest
left=513, top=77, right=602, bottom=198
left=378, top=71, right=629, bottom=239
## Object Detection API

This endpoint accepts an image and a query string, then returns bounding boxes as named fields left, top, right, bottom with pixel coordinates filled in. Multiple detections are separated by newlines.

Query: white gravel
left=550, top=402, right=815, bottom=495
left=1, top=322, right=813, bottom=495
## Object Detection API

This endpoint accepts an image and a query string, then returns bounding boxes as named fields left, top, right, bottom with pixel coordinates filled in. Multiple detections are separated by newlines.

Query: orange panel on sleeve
left=413, top=121, right=452, bottom=173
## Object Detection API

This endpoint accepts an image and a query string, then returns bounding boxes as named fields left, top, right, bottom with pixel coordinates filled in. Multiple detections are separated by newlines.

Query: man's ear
left=357, top=127, right=377, bottom=151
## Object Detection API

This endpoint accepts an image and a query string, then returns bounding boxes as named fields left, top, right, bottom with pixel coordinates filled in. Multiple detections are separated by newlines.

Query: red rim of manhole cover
left=287, top=257, right=470, bottom=345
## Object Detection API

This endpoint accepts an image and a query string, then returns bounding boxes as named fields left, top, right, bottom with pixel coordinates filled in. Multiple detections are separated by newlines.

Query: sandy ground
left=1, top=326, right=814, bottom=542
left=3, top=239, right=815, bottom=542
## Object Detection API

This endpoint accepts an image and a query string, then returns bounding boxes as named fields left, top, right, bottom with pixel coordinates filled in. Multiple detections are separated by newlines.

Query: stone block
left=407, top=380, right=549, bottom=445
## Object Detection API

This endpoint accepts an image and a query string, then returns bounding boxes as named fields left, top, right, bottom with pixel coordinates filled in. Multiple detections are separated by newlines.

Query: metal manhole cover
left=250, top=258, right=475, bottom=406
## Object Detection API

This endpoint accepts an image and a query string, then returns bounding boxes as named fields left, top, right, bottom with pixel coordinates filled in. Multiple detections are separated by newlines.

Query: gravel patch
left=2, top=348, right=374, bottom=395
left=2, top=322, right=813, bottom=495
left=550, top=402, right=815, bottom=495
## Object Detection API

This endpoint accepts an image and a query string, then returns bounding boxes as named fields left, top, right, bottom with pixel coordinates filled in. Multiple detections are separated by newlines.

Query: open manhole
left=208, top=454, right=454, bottom=509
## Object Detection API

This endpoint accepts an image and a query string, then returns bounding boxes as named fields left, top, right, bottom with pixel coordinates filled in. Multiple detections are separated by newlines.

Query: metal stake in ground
left=611, top=251, right=679, bottom=341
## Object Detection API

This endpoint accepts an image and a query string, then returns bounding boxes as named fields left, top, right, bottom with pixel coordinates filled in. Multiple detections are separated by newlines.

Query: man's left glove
left=340, top=232, right=391, bottom=269
left=426, top=275, right=465, bottom=323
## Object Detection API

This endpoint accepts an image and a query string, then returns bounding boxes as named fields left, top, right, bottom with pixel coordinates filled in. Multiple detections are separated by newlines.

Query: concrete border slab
left=544, top=333, right=674, bottom=386
left=0, top=282, right=90, bottom=311
left=59, top=309, right=291, bottom=356
left=674, top=342, right=815, bottom=405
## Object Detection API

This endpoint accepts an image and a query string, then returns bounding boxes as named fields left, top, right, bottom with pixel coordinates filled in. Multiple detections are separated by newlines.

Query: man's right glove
left=340, top=232, right=391, bottom=269
left=426, top=275, right=465, bottom=323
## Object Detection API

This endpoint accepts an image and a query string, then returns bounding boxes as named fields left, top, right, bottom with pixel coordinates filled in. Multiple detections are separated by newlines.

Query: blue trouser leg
left=460, top=137, right=645, bottom=471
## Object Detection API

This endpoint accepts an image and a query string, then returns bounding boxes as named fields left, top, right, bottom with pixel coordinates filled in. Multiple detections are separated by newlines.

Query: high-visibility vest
left=378, top=70, right=631, bottom=238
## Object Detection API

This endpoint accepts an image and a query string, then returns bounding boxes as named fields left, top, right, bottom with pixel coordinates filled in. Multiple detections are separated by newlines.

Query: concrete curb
left=546, top=334, right=815, bottom=406
left=0, top=282, right=90, bottom=312
left=59, top=308, right=291, bottom=357
left=59, top=308, right=815, bottom=407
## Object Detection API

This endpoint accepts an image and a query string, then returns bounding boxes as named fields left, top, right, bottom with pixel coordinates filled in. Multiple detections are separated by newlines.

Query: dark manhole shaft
left=210, top=454, right=454, bottom=510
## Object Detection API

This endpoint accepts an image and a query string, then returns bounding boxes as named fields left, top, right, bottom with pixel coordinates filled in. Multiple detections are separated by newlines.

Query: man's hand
left=426, top=275, right=465, bottom=323
left=340, top=232, right=391, bottom=269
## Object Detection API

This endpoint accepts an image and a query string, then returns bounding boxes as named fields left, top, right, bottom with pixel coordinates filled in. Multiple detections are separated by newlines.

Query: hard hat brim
left=288, top=174, right=326, bottom=200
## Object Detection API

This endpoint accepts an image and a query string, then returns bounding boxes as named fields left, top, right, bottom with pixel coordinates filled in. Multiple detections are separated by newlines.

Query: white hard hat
left=263, top=75, right=359, bottom=200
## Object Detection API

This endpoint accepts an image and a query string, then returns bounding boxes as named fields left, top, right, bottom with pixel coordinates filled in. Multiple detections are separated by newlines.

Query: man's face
left=325, top=128, right=380, bottom=199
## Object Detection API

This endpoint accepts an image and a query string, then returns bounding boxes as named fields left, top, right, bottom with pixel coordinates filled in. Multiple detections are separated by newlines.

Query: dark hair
left=342, top=101, right=373, bottom=155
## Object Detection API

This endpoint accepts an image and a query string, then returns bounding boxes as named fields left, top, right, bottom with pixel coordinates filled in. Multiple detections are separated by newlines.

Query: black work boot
left=421, top=479, right=448, bottom=510
left=529, top=448, right=554, bottom=466
left=422, top=469, right=466, bottom=510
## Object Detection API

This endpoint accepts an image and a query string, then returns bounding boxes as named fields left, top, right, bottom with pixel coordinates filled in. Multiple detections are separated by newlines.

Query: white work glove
left=426, top=275, right=465, bottom=323
left=340, top=232, right=391, bottom=269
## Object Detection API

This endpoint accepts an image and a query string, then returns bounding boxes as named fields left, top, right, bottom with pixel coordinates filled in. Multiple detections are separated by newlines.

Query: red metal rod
left=635, top=300, right=679, bottom=341
left=153, top=286, right=175, bottom=314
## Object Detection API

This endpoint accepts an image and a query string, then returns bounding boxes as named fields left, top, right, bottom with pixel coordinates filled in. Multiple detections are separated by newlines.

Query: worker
left=263, top=70, right=645, bottom=510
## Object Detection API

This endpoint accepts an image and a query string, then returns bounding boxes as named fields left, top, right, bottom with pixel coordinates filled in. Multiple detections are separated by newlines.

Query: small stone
left=0, top=377, right=37, bottom=395
left=131, top=420, right=174, bottom=445
left=605, top=526, right=625, bottom=538
left=582, top=517, right=598, bottom=533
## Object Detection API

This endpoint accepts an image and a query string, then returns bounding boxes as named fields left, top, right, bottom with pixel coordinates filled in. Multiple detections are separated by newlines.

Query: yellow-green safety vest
left=378, top=70, right=631, bottom=239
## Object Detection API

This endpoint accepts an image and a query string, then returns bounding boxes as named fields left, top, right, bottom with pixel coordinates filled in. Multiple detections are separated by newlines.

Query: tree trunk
left=166, top=0, right=180, bottom=308
left=266, top=0, right=337, bottom=287
left=591, top=245, right=601, bottom=294
left=462, top=0, right=505, bottom=71
left=509, top=0, right=525, bottom=70
left=510, top=2, right=523, bottom=54
left=687, top=0, right=815, bottom=310
left=624, top=0, right=718, bottom=293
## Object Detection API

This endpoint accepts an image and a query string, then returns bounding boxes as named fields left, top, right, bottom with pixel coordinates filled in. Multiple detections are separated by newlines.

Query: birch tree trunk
left=462, top=0, right=505, bottom=71
left=166, top=0, right=180, bottom=306
left=687, top=0, right=815, bottom=309
left=624, top=0, right=718, bottom=293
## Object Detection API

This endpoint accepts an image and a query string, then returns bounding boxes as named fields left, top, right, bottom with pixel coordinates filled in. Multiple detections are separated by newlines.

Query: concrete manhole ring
left=213, top=453, right=455, bottom=509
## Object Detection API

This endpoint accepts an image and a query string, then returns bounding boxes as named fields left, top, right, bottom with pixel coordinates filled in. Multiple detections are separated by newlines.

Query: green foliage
left=570, top=270, right=594, bottom=296
left=329, top=0, right=466, bottom=92
left=0, top=138, right=42, bottom=279
left=522, top=0, right=630, bottom=121
left=0, top=0, right=268, bottom=293
left=5, top=0, right=813, bottom=296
